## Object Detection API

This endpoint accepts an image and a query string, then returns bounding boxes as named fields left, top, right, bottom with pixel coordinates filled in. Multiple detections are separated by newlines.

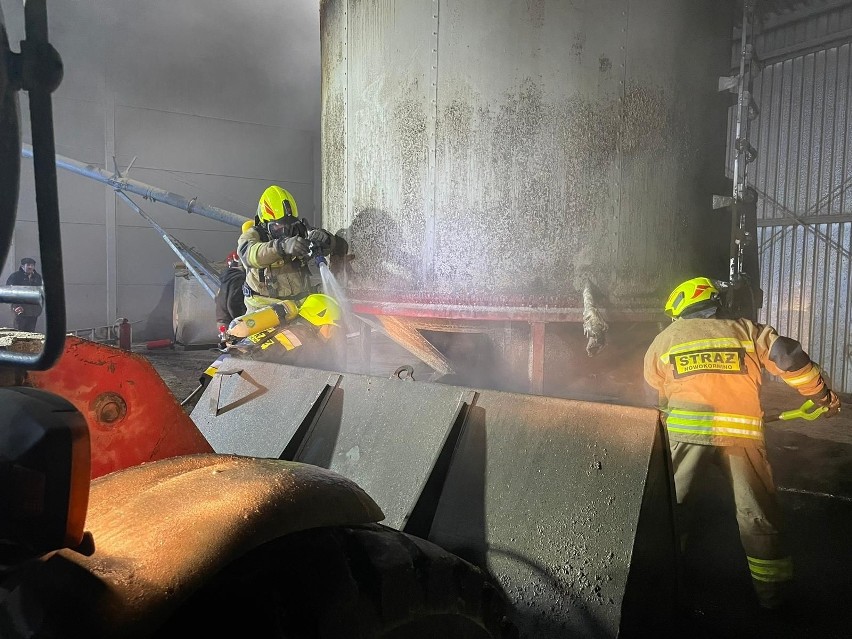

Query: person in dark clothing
left=215, top=251, right=247, bottom=345
left=6, top=257, right=43, bottom=332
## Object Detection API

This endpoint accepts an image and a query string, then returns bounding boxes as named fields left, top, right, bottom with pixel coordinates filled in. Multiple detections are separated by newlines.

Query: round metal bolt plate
left=92, top=392, right=127, bottom=425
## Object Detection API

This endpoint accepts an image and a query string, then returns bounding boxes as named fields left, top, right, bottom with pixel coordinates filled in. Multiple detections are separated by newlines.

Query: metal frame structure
left=21, top=144, right=243, bottom=303
left=733, top=1, right=852, bottom=392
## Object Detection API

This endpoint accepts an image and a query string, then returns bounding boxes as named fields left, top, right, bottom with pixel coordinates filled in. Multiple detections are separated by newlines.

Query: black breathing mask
left=267, top=215, right=307, bottom=240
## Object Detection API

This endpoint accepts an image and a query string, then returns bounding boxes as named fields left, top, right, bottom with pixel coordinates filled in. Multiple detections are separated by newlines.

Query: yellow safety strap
left=245, top=294, right=284, bottom=310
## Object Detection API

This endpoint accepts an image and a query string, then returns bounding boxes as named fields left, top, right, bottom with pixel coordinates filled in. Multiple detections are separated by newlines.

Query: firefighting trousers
left=670, top=441, right=793, bottom=608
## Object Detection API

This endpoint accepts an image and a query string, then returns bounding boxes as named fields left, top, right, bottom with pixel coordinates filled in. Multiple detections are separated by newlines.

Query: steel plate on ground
left=190, top=360, right=332, bottom=458
left=189, top=361, right=676, bottom=637
left=427, top=393, right=675, bottom=639
left=292, top=374, right=469, bottom=530
left=191, top=361, right=469, bottom=531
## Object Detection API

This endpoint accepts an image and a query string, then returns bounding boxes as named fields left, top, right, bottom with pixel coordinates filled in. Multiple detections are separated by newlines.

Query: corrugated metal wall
left=742, top=3, right=852, bottom=392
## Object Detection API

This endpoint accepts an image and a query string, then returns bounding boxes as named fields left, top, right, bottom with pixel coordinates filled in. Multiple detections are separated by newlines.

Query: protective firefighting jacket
left=644, top=317, right=827, bottom=447
left=237, top=226, right=311, bottom=308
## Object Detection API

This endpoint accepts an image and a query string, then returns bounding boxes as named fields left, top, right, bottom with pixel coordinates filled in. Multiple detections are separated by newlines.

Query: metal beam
left=755, top=176, right=852, bottom=260
left=528, top=322, right=545, bottom=396
left=21, top=144, right=249, bottom=228
left=748, top=0, right=852, bottom=31
left=758, top=213, right=852, bottom=227
left=756, top=27, right=852, bottom=65
left=115, top=192, right=218, bottom=298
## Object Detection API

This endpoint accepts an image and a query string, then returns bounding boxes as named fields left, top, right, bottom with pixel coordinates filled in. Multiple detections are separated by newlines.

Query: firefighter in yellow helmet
left=644, top=277, right=840, bottom=611
left=237, top=185, right=344, bottom=311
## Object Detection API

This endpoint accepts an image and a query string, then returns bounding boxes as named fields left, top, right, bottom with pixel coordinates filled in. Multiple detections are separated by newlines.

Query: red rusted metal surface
left=350, top=297, right=661, bottom=323
left=27, top=336, right=212, bottom=478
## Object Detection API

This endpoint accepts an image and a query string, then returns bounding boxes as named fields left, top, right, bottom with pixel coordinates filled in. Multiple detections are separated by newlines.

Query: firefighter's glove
left=275, top=236, right=310, bottom=258
left=307, top=228, right=333, bottom=249
left=814, top=389, right=841, bottom=417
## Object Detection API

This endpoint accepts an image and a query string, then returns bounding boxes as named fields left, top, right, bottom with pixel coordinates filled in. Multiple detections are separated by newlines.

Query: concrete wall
left=1, top=0, right=321, bottom=338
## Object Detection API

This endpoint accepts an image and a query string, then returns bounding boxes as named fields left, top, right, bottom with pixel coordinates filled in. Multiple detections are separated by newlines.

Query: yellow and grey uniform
left=208, top=318, right=342, bottom=374
left=644, top=317, right=829, bottom=608
left=237, top=225, right=312, bottom=310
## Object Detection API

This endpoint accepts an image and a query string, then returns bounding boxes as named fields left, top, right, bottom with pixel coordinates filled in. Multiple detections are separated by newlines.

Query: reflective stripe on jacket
left=644, top=317, right=827, bottom=447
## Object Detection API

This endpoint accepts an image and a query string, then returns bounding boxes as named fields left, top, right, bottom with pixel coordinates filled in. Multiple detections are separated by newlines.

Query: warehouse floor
left=141, top=334, right=852, bottom=639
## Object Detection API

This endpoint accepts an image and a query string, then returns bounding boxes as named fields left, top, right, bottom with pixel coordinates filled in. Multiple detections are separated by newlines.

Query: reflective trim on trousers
left=747, top=556, right=793, bottom=583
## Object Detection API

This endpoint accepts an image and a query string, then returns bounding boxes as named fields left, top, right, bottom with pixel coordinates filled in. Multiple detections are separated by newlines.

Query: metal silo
left=321, top=0, right=734, bottom=394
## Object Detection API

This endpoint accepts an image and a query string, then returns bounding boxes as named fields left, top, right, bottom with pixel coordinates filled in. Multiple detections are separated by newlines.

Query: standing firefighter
left=238, top=185, right=339, bottom=311
left=643, top=277, right=841, bottom=610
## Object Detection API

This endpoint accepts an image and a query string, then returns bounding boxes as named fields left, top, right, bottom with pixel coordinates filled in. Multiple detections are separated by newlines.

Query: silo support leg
left=528, top=322, right=545, bottom=395
left=359, top=322, right=372, bottom=374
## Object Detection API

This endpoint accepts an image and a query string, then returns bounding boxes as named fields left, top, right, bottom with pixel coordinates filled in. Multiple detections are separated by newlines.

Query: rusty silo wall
left=321, top=0, right=733, bottom=318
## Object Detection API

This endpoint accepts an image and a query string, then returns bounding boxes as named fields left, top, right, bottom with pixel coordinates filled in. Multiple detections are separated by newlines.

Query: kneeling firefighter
left=237, top=185, right=346, bottom=311
left=643, top=277, right=840, bottom=611
left=202, top=294, right=344, bottom=385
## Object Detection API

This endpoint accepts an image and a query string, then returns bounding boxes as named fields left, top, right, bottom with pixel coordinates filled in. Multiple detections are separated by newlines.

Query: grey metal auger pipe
left=21, top=144, right=250, bottom=228
left=115, top=191, right=217, bottom=299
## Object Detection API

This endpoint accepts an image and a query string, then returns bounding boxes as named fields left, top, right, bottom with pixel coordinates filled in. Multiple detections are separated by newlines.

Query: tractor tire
left=154, top=523, right=517, bottom=639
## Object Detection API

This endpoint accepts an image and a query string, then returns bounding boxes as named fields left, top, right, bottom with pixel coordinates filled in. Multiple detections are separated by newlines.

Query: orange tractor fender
left=24, top=336, right=214, bottom=478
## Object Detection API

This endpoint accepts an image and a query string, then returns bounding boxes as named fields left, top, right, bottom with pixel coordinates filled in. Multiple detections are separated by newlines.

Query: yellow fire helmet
left=299, top=293, right=341, bottom=327
left=257, top=185, right=299, bottom=223
left=664, top=277, right=719, bottom=318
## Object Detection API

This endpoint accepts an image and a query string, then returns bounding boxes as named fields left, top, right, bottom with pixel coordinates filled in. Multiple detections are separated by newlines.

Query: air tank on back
left=321, top=0, right=734, bottom=396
